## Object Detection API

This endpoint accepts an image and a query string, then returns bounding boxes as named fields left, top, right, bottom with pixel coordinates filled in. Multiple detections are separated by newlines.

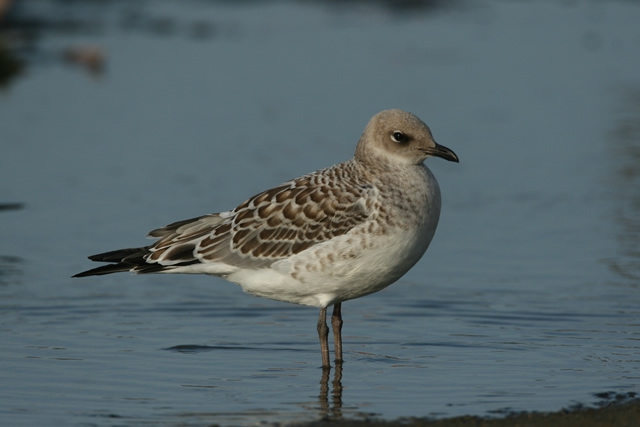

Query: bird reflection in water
left=318, top=363, right=343, bottom=420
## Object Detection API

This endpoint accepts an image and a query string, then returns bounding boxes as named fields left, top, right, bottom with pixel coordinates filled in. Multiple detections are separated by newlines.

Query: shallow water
left=1, top=0, right=640, bottom=426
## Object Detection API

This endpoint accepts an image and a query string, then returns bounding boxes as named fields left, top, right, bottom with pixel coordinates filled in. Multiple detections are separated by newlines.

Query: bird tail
left=72, top=247, right=154, bottom=277
left=73, top=214, right=224, bottom=278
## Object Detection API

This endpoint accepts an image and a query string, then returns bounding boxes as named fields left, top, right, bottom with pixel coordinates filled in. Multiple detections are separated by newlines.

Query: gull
left=74, top=109, right=459, bottom=368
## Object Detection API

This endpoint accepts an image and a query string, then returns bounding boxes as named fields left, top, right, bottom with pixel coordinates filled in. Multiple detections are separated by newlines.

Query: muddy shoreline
left=300, top=397, right=640, bottom=427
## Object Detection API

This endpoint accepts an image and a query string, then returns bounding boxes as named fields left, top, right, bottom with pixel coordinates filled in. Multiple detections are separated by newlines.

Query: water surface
left=1, top=1, right=639, bottom=426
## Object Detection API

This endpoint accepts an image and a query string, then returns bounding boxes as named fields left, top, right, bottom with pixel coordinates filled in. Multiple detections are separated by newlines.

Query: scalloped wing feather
left=143, top=163, right=376, bottom=271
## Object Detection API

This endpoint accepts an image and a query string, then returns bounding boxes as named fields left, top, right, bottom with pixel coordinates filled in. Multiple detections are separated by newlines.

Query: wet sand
left=301, top=398, right=640, bottom=427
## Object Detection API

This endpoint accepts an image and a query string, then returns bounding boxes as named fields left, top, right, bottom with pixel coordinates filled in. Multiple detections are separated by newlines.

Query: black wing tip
left=72, top=271, right=95, bottom=278
left=73, top=245, right=201, bottom=278
left=74, top=246, right=151, bottom=278
left=88, top=247, right=150, bottom=263
left=72, top=264, right=132, bottom=278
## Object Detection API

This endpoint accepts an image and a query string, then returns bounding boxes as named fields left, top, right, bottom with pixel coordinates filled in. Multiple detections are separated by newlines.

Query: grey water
left=1, top=0, right=639, bottom=426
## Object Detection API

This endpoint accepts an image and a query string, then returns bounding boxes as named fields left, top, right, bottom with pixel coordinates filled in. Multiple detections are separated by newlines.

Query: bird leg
left=317, top=307, right=330, bottom=368
left=331, top=302, right=343, bottom=364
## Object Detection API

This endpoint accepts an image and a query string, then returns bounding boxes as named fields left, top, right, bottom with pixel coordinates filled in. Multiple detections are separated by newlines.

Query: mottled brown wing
left=205, top=174, right=375, bottom=267
left=144, top=165, right=375, bottom=270
left=144, top=214, right=227, bottom=266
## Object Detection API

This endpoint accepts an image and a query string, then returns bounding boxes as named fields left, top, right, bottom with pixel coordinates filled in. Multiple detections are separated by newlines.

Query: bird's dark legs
left=317, top=307, right=330, bottom=368
left=331, top=302, right=343, bottom=364
left=318, top=303, right=344, bottom=368
left=319, top=305, right=344, bottom=419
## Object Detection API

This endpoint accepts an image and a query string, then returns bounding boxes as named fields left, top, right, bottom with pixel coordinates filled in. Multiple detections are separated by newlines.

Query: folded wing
left=74, top=166, right=376, bottom=277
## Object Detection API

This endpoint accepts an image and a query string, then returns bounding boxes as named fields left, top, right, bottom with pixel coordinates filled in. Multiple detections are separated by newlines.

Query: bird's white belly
left=227, top=218, right=437, bottom=308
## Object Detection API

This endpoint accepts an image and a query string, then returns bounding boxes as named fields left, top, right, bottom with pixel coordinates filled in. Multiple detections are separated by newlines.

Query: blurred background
left=1, top=1, right=639, bottom=426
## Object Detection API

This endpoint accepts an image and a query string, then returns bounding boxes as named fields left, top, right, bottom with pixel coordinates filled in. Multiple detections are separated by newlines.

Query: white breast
left=228, top=165, right=442, bottom=308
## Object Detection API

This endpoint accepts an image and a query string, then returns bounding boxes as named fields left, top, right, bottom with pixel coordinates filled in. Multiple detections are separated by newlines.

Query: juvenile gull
left=74, top=109, right=459, bottom=367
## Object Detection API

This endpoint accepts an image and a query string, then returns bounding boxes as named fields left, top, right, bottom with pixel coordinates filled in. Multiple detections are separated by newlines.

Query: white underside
left=235, top=226, right=435, bottom=307
left=162, top=213, right=438, bottom=308
left=157, top=165, right=442, bottom=308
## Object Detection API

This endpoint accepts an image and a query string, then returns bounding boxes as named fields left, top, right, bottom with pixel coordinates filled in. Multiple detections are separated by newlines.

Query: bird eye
left=391, top=131, right=407, bottom=143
